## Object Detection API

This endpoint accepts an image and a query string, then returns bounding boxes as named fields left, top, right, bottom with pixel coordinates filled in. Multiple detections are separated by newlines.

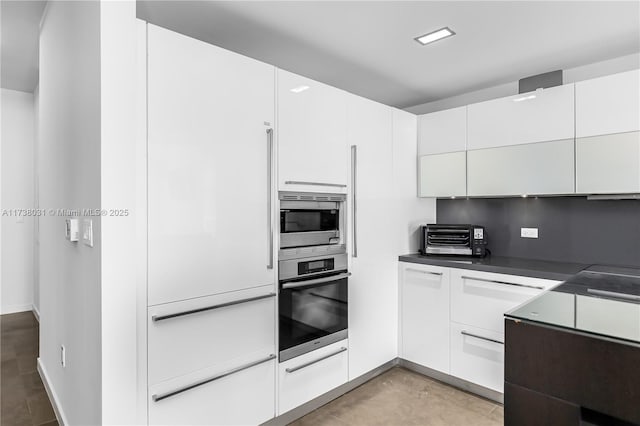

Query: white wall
left=1, top=88, right=35, bottom=315
left=38, top=1, right=139, bottom=424
left=38, top=1, right=102, bottom=424
left=407, top=53, right=640, bottom=114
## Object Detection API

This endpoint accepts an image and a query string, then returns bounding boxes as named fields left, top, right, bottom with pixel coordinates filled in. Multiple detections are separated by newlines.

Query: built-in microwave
left=279, top=192, right=346, bottom=259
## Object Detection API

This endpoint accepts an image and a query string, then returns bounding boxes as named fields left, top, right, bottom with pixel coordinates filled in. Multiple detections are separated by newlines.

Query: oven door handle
left=282, top=272, right=351, bottom=290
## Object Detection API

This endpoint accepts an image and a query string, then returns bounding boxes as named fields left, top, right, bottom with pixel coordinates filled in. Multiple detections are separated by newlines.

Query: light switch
left=83, top=219, right=93, bottom=247
left=521, top=227, right=539, bottom=239
left=65, top=218, right=79, bottom=242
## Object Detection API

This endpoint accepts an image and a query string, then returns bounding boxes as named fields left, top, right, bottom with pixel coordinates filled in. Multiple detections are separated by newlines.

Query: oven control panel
left=298, top=258, right=335, bottom=275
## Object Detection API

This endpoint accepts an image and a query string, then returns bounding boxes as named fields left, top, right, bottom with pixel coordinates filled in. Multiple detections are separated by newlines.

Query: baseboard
left=32, top=304, right=40, bottom=322
left=398, top=358, right=504, bottom=404
left=0, top=303, right=34, bottom=315
left=262, top=359, right=398, bottom=426
left=37, top=358, right=68, bottom=426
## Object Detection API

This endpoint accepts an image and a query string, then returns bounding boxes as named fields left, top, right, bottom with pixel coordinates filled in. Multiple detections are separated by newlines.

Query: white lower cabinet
left=148, top=286, right=276, bottom=385
left=400, top=262, right=561, bottom=395
left=148, top=354, right=276, bottom=425
left=400, top=263, right=450, bottom=374
left=450, top=270, right=557, bottom=334
left=278, top=340, right=349, bottom=415
left=450, top=322, right=504, bottom=393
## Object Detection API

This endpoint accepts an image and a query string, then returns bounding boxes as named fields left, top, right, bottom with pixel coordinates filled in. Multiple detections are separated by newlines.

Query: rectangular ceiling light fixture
left=415, top=27, right=455, bottom=45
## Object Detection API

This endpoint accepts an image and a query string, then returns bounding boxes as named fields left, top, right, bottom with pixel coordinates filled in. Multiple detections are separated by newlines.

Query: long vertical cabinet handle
left=350, top=145, right=358, bottom=258
left=267, top=128, right=274, bottom=269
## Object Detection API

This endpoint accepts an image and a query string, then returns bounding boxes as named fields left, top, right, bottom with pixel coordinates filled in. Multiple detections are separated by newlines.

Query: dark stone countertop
left=398, top=253, right=589, bottom=281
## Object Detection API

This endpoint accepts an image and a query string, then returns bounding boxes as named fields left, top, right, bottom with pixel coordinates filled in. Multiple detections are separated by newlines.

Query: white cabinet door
left=148, top=286, right=275, bottom=386
left=575, top=69, right=640, bottom=138
left=450, top=322, right=504, bottom=393
left=419, top=152, right=467, bottom=198
left=450, top=269, right=558, bottom=334
left=467, top=139, right=575, bottom=197
left=278, top=340, right=348, bottom=415
left=467, top=84, right=574, bottom=150
left=278, top=69, right=348, bottom=193
left=400, top=263, right=450, bottom=374
left=418, top=106, right=467, bottom=155
left=576, top=132, right=640, bottom=194
left=149, top=355, right=276, bottom=425
left=147, top=25, right=275, bottom=306
left=347, top=94, right=397, bottom=380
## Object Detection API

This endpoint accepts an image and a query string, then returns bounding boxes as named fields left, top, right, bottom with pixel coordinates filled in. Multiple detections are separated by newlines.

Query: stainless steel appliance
left=278, top=252, right=349, bottom=362
left=279, top=192, right=346, bottom=260
left=421, top=224, right=487, bottom=257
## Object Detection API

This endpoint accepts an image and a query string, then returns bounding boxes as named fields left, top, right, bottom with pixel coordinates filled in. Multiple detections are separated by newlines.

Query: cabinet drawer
left=451, top=269, right=557, bottom=334
left=400, top=263, right=450, bottom=374
left=278, top=340, right=348, bottom=415
left=149, top=285, right=276, bottom=385
left=450, top=322, right=504, bottom=393
left=149, top=354, right=275, bottom=425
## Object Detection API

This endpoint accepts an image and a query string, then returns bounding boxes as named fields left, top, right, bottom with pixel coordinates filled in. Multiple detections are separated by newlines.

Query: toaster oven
left=421, top=224, right=487, bottom=257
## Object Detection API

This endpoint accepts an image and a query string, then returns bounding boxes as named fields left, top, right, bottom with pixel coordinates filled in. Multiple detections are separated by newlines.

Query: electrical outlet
left=521, top=227, right=539, bottom=239
left=61, top=345, right=66, bottom=367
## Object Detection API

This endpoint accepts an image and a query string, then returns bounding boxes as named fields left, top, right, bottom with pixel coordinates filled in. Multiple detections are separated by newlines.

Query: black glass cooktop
left=506, top=265, right=640, bottom=345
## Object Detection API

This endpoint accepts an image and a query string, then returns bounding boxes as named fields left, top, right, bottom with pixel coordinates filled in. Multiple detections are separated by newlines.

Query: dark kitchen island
left=504, top=265, right=640, bottom=426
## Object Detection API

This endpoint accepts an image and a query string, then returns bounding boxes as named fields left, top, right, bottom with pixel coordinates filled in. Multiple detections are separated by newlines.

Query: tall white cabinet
left=346, top=94, right=397, bottom=380
left=145, top=24, right=276, bottom=425
left=147, top=24, right=276, bottom=306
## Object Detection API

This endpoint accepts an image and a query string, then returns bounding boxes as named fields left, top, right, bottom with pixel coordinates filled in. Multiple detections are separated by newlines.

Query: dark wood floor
left=1, top=311, right=57, bottom=426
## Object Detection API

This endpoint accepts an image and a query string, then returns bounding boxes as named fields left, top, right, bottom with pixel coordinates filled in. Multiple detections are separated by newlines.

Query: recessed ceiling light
left=415, top=27, right=455, bottom=46
left=290, top=85, right=310, bottom=93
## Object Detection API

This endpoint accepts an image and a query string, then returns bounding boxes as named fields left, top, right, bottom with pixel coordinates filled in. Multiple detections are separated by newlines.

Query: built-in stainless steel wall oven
left=278, top=192, right=349, bottom=362
left=279, top=253, right=349, bottom=361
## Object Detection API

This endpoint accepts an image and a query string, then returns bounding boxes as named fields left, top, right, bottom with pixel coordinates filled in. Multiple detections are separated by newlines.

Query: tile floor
left=1, top=311, right=57, bottom=426
left=289, top=367, right=503, bottom=426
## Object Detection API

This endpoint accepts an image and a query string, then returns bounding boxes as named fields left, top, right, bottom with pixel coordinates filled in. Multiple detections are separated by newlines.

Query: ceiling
left=138, top=1, right=640, bottom=109
left=1, top=0, right=46, bottom=92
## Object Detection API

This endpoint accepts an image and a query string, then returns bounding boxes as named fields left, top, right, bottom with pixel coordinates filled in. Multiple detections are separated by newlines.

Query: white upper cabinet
left=147, top=25, right=276, bottom=306
left=575, top=69, right=640, bottom=194
left=278, top=70, right=348, bottom=193
left=575, top=69, right=640, bottom=138
left=419, top=152, right=467, bottom=198
left=467, top=139, right=575, bottom=197
left=418, top=106, right=467, bottom=155
left=467, top=84, right=575, bottom=150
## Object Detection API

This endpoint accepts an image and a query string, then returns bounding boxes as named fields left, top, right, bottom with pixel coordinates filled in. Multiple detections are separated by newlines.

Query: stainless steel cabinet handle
left=461, top=275, right=544, bottom=290
left=282, top=272, right=351, bottom=290
left=285, top=347, right=347, bottom=373
left=284, top=181, right=347, bottom=188
left=461, top=330, right=504, bottom=345
left=152, top=354, right=276, bottom=402
left=407, top=268, right=443, bottom=276
left=350, top=145, right=357, bottom=258
left=587, top=288, right=640, bottom=301
left=151, top=293, right=276, bottom=322
left=266, top=128, right=274, bottom=270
